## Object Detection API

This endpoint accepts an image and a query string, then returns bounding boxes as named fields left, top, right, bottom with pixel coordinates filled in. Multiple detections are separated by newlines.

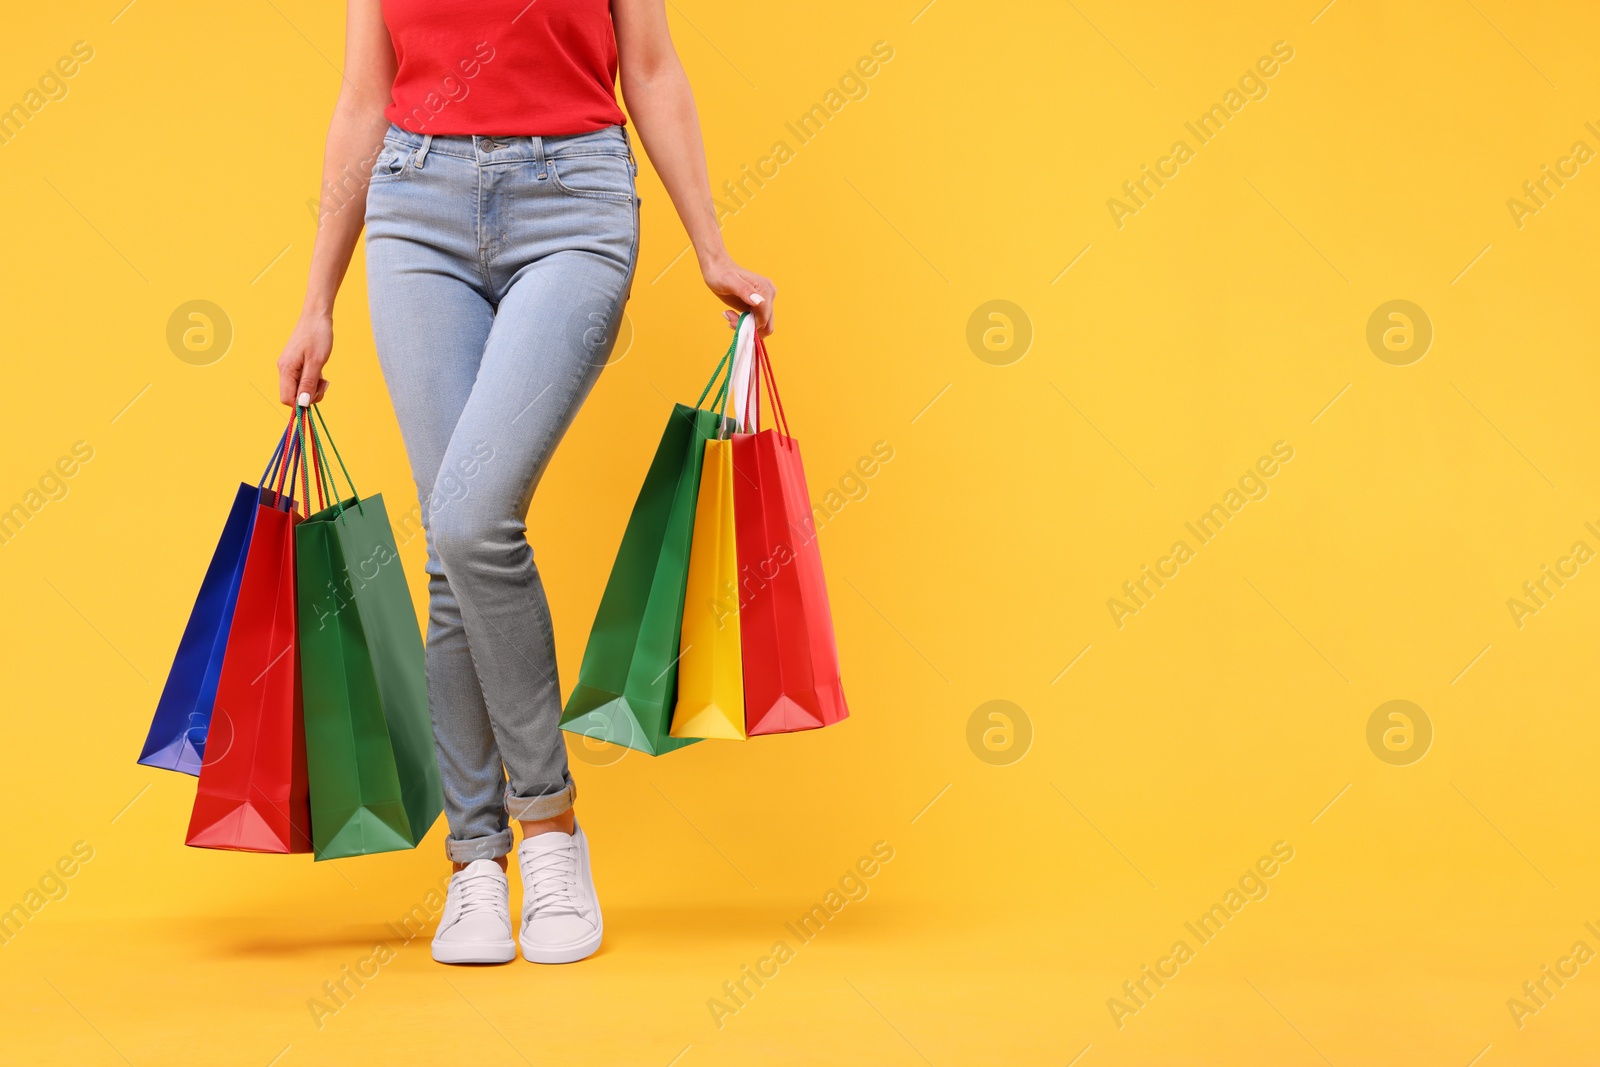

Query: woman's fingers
left=278, top=365, right=297, bottom=405
left=724, top=296, right=774, bottom=335
left=276, top=315, right=334, bottom=405
left=744, top=275, right=776, bottom=336
left=752, top=295, right=774, bottom=336
left=707, top=262, right=776, bottom=334
left=296, top=360, right=326, bottom=406
left=277, top=354, right=329, bottom=406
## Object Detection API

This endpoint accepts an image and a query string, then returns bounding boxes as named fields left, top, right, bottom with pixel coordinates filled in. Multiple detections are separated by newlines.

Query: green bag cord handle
left=694, top=350, right=730, bottom=408
left=313, top=426, right=330, bottom=511
left=312, top=404, right=364, bottom=516
left=714, top=333, right=741, bottom=441
left=697, top=314, right=749, bottom=448
left=303, top=407, right=342, bottom=520
left=694, top=316, right=747, bottom=409
left=306, top=409, right=343, bottom=520
left=297, top=409, right=313, bottom=519
left=306, top=407, right=331, bottom=514
left=696, top=355, right=731, bottom=409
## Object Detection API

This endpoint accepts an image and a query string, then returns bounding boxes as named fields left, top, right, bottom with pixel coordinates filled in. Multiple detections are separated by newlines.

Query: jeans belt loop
left=415, top=134, right=433, bottom=169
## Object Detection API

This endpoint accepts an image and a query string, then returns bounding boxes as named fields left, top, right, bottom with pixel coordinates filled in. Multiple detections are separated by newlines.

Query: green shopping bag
left=559, top=337, right=740, bottom=755
left=294, top=407, right=442, bottom=859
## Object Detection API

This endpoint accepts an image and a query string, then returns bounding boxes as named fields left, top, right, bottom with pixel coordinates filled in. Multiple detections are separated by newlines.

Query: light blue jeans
left=364, top=123, right=638, bottom=861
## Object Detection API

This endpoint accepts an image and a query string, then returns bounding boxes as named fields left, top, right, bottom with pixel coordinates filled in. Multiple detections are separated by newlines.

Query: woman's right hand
left=277, top=313, right=334, bottom=405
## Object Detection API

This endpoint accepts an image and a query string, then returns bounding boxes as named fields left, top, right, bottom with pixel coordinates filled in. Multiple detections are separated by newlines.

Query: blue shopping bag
left=139, top=433, right=289, bottom=774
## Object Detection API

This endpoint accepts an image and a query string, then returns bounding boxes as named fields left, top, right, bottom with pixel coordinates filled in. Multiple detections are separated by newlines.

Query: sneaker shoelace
left=449, top=868, right=509, bottom=927
left=520, top=841, right=586, bottom=920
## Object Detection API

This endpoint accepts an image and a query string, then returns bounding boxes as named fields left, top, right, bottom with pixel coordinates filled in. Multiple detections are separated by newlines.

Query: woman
left=276, top=0, right=775, bottom=965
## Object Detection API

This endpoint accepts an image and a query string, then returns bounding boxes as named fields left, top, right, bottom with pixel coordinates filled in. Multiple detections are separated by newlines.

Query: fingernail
left=749, top=293, right=764, bottom=305
left=298, top=392, right=311, bottom=407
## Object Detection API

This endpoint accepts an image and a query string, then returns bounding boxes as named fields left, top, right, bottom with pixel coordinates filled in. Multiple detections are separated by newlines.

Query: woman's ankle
left=518, top=807, right=576, bottom=839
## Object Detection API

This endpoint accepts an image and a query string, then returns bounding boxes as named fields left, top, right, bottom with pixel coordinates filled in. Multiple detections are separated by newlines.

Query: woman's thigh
left=364, top=140, right=493, bottom=499
left=366, top=124, right=639, bottom=522
left=433, top=249, right=634, bottom=537
left=445, top=125, right=640, bottom=525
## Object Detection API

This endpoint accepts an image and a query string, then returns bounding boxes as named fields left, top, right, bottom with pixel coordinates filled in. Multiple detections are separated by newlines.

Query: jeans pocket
left=370, top=143, right=410, bottom=182
left=548, top=152, right=634, bottom=202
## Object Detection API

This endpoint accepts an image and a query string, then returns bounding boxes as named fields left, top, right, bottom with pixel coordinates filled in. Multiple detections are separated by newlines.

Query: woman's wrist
left=694, top=241, right=732, bottom=279
left=299, top=299, right=335, bottom=323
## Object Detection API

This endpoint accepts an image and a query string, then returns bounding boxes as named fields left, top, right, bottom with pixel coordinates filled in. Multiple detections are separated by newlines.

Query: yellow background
left=3, top=1, right=1598, bottom=1064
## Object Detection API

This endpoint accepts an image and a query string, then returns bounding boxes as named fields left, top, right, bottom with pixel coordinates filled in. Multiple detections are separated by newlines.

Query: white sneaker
left=517, top=825, right=603, bottom=964
left=431, top=859, right=516, bottom=964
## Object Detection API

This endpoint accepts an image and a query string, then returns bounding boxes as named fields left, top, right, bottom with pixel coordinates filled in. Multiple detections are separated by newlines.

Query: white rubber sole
left=431, top=938, right=516, bottom=965
left=519, top=924, right=603, bottom=965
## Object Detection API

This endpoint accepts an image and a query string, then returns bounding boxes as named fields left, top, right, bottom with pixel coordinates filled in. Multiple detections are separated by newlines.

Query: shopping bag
left=186, top=411, right=313, bottom=853
left=732, top=334, right=849, bottom=734
left=140, top=474, right=265, bottom=775
left=295, top=407, right=442, bottom=859
left=669, top=386, right=746, bottom=740
left=560, top=337, right=740, bottom=755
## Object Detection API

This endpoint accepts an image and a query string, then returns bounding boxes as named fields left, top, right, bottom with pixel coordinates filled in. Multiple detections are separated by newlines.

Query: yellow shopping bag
left=671, top=318, right=760, bottom=740
left=669, top=437, right=746, bottom=739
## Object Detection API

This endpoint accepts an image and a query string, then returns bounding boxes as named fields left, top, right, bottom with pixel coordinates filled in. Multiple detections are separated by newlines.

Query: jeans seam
left=546, top=157, right=634, bottom=203
left=627, top=189, right=641, bottom=295
left=474, top=162, right=494, bottom=293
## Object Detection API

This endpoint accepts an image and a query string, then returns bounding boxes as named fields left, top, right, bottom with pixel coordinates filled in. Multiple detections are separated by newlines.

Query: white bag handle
left=729, top=313, right=758, bottom=432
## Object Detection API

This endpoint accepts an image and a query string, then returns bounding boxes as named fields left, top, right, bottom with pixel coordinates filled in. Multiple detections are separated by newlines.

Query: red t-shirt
left=382, top=0, right=626, bottom=136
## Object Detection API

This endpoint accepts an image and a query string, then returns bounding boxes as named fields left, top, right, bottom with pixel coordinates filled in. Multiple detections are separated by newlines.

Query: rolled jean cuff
left=506, top=779, right=577, bottom=822
left=444, top=828, right=513, bottom=863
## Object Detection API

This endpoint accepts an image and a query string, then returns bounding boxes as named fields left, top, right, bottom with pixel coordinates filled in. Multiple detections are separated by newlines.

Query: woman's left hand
left=702, top=255, right=776, bottom=336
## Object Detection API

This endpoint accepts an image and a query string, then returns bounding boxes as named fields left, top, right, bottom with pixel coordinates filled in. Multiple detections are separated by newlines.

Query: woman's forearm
left=621, top=59, right=729, bottom=272
left=612, top=0, right=774, bottom=332
left=277, top=93, right=388, bottom=403
left=277, top=0, right=394, bottom=402
left=301, top=98, right=390, bottom=319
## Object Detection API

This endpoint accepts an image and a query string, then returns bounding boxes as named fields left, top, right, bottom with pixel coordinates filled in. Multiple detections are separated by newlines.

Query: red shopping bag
left=731, top=335, right=848, bottom=734
left=186, top=411, right=314, bottom=853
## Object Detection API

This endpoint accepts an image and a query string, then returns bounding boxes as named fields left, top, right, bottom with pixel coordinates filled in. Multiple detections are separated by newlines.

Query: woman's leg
left=423, top=126, right=638, bottom=847
left=424, top=247, right=632, bottom=829
left=365, top=138, right=515, bottom=866
left=369, top=127, right=635, bottom=964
